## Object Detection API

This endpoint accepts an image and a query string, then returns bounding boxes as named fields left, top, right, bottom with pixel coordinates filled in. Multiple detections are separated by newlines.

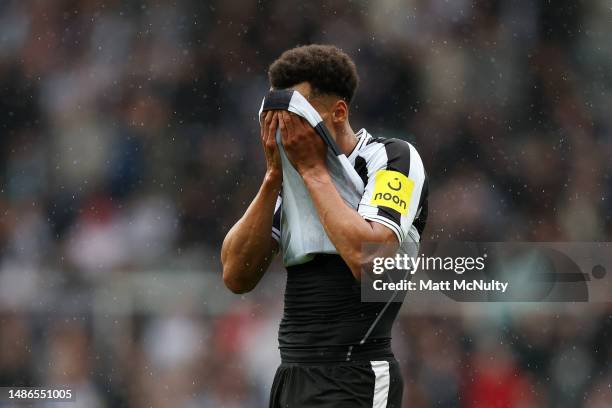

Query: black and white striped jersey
left=272, top=129, right=428, bottom=245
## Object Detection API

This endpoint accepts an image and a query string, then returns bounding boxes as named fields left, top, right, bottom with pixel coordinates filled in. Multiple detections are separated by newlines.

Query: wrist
left=300, top=165, right=331, bottom=185
left=263, top=169, right=282, bottom=190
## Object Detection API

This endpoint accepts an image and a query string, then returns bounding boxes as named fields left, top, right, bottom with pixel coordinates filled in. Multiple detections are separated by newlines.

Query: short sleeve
left=357, top=139, right=427, bottom=243
left=271, top=194, right=282, bottom=243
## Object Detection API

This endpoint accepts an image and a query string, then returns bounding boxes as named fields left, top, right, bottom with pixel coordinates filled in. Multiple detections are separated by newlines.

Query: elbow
left=222, top=267, right=254, bottom=294
left=223, top=274, right=252, bottom=294
left=348, top=264, right=362, bottom=281
left=345, top=249, right=366, bottom=281
left=221, top=246, right=253, bottom=294
left=345, top=246, right=384, bottom=282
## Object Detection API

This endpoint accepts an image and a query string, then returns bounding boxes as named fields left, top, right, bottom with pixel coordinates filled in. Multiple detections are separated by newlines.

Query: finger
left=281, top=111, right=295, bottom=139
left=268, top=111, right=278, bottom=133
left=261, top=111, right=272, bottom=139
left=262, top=110, right=272, bottom=127
left=267, top=112, right=278, bottom=147
left=278, top=111, right=287, bottom=139
left=295, top=115, right=310, bottom=133
left=260, top=112, right=265, bottom=138
left=292, top=113, right=308, bottom=137
left=293, top=114, right=311, bottom=144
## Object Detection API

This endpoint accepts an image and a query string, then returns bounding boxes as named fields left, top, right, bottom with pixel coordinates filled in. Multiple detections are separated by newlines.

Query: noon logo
left=371, top=170, right=414, bottom=215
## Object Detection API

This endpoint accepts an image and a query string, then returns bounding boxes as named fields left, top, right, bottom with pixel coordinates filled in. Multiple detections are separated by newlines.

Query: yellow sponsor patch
left=370, top=170, right=414, bottom=215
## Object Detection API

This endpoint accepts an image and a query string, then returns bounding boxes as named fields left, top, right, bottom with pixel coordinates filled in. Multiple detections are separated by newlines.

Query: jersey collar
left=347, top=128, right=370, bottom=163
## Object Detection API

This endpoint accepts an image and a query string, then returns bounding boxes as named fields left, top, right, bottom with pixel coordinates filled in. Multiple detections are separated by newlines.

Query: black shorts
left=269, top=359, right=403, bottom=408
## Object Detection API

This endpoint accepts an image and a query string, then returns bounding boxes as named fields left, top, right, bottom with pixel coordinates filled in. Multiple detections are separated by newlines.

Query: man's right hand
left=261, top=111, right=282, bottom=179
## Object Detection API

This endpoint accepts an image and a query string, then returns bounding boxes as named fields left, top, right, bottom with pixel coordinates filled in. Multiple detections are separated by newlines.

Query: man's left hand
left=278, top=111, right=328, bottom=176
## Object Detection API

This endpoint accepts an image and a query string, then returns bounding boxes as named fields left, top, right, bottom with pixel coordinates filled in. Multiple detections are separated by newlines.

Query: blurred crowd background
left=0, top=0, right=611, bottom=407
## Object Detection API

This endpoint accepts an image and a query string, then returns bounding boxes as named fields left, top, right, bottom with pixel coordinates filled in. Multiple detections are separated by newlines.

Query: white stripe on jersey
left=271, top=194, right=282, bottom=242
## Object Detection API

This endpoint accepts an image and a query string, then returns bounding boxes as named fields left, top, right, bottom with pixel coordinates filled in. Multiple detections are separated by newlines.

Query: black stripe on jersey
left=354, top=156, right=368, bottom=187
left=382, top=138, right=411, bottom=175
left=377, top=205, right=401, bottom=227
left=414, top=173, right=429, bottom=235
left=366, top=136, right=386, bottom=146
left=262, top=89, right=293, bottom=111
left=314, top=122, right=341, bottom=155
left=273, top=203, right=281, bottom=232
left=376, top=138, right=411, bottom=224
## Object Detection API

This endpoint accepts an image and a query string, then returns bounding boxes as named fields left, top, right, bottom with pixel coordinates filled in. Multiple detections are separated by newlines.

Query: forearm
left=221, top=171, right=281, bottom=293
left=301, top=167, right=389, bottom=278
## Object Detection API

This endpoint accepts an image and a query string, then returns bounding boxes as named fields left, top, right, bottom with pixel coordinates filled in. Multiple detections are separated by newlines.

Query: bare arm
left=221, top=173, right=280, bottom=293
left=302, top=168, right=396, bottom=279
left=221, top=112, right=281, bottom=293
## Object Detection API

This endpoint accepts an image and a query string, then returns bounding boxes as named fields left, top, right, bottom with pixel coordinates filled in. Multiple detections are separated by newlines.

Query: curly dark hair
left=268, top=44, right=359, bottom=104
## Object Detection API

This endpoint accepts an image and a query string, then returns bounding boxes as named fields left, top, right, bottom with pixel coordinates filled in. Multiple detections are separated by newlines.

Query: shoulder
left=363, top=136, right=413, bottom=157
left=361, top=136, right=418, bottom=174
